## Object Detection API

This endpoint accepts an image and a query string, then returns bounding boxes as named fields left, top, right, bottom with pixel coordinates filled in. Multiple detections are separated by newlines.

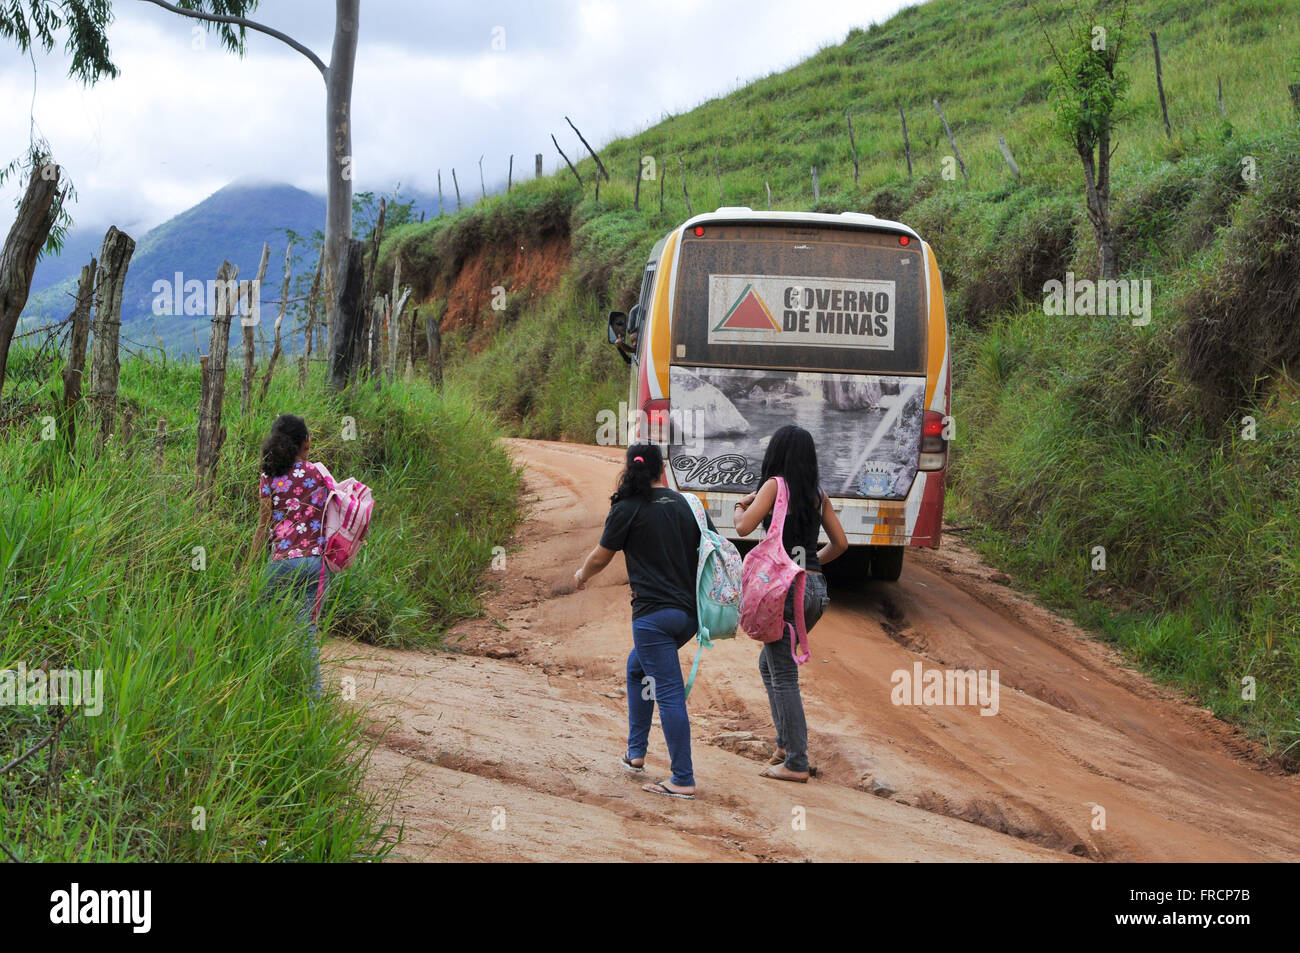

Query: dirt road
left=332, top=439, right=1300, bottom=862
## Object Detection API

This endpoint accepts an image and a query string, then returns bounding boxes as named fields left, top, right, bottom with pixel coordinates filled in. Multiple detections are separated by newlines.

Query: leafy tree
left=1041, top=0, right=1131, bottom=279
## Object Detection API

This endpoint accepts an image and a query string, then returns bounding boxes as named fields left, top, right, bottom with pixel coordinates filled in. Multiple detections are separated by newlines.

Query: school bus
left=606, top=208, right=950, bottom=581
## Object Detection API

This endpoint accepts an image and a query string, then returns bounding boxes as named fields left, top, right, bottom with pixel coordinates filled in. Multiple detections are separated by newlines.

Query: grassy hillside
left=375, top=0, right=1300, bottom=763
left=0, top=347, right=519, bottom=860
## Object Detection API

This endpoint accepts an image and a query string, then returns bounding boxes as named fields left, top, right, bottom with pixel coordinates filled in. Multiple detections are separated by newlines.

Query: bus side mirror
left=607, top=310, right=628, bottom=345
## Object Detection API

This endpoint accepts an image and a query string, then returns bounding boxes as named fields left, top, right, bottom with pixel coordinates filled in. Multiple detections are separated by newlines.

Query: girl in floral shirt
left=249, top=413, right=334, bottom=696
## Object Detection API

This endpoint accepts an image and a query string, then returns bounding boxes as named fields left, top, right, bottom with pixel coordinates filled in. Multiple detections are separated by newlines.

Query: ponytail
left=611, top=443, right=664, bottom=504
left=261, top=413, right=309, bottom=477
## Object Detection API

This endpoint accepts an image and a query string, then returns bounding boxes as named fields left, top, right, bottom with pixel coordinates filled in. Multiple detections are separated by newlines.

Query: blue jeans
left=626, top=607, right=697, bottom=787
left=266, top=555, right=330, bottom=697
left=759, top=572, right=830, bottom=773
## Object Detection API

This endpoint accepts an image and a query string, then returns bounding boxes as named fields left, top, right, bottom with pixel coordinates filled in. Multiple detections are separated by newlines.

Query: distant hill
left=22, top=180, right=446, bottom=351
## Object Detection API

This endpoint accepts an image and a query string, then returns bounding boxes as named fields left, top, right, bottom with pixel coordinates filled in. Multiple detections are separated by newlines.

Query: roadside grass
left=0, top=350, right=520, bottom=860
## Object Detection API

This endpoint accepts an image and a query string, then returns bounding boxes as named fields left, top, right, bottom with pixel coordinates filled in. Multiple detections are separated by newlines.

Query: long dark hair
left=759, top=425, right=821, bottom=542
left=610, top=442, right=663, bottom=504
left=261, top=414, right=309, bottom=477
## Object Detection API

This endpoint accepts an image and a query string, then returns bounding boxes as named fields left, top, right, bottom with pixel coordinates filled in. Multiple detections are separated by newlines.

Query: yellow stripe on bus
left=649, top=230, right=680, bottom=398
left=924, top=242, right=947, bottom=410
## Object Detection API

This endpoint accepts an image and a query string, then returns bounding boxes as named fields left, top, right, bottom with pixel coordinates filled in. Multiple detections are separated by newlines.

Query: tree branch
left=137, top=0, right=327, bottom=76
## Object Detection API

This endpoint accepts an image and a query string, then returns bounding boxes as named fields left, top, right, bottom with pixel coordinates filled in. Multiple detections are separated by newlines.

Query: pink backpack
left=311, top=461, right=374, bottom=618
left=739, top=476, right=810, bottom=665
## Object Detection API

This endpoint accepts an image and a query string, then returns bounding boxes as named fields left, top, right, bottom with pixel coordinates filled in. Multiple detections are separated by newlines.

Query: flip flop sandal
left=768, top=749, right=786, bottom=765
left=643, top=779, right=695, bottom=800
left=620, top=755, right=646, bottom=773
left=759, top=766, right=809, bottom=783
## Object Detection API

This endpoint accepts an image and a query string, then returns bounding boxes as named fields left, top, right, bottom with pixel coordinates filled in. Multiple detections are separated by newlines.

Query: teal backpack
left=682, top=493, right=743, bottom=698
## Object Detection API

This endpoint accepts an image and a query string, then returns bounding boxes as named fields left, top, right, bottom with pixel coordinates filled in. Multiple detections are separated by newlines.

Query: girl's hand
left=573, top=568, right=586, bottom=591
left=735, top=491, right=758, bottom=511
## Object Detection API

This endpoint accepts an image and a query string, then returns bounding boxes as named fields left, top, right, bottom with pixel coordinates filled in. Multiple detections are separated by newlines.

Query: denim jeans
left=626, top=607, right=698, bottom=787
left=266, top=555, right=330, bottom=697
left=758, top=571, right=830, bottom=773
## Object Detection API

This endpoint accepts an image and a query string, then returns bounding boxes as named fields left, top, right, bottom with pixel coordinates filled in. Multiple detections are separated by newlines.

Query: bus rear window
left=672, top=223, right=926, bottom=375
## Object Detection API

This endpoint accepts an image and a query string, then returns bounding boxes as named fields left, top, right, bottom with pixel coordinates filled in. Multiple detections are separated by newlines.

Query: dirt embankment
left=424, top=234, right=570, bottom=352
left=329, top=440, right=1300, bottom=862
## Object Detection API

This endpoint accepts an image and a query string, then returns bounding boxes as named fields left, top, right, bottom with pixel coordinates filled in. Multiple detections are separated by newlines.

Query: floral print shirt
left=259, top=461, right=333, bottom=560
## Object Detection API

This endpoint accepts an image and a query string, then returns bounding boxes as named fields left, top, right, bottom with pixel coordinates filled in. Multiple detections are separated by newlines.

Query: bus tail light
left=640, top=399, right=671, bottom=444
left=919, top=410, right=947, bottom=470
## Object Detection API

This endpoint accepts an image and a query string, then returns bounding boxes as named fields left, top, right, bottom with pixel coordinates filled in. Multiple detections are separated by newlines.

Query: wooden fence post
left=551, top=134, right=583, bottom=186
left=811, top=166, right=820, bottom=203
left=765, top=182, right=772, bottom=209
left=452, top=168, right=462, bottom=211
left=659, top=163, right=665, bottom=213
left=679, top=157, right=692, bottom=216
left=933, top=99, right=968, bottom=182
left=259, top=241, right=293, bottom=402
left=507, top=154, right=513, bottom=192
left=1151, top=32, right=1172, bottom=137
left=153, top=418, right=166, bottom=470
left=60, top=258, right=95, bottom=454
left=369, top=295, right=385, bottom=378
left=328, top=238, right=367, bottom=392
left=388, top=258, right=411, bottom=382
left=89, top=226, right=135, bottom=452
left=997, top=135, right=1021, bottom=180
left=566, top=116, right=610, bottom=181
left=478, top=154, right=486, bottom=200
left=425, top=312, right=442, bottom=389
left=298, top=247, right=323, bottom=388
left=239, top=243, right=270, bottom=415
left=437, top=170, right=444, bottom=217
left=899, top=104, right=913, bottom=178
left=195, top=260, right=236, bottom=503
left=846, top=112, right=860, bottom=185
left=535, top=153, right=543, bottom=179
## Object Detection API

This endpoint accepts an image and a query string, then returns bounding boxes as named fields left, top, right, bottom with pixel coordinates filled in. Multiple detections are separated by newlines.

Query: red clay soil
left=428, top=234, right=569, bottom=351
left=328, top=439, right=1300, bottom=862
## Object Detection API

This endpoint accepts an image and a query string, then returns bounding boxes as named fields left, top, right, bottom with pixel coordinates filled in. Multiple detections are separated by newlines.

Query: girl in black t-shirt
left=734, top=424, right=849, bottom=782
left=571, top=443, right=713, bottom=800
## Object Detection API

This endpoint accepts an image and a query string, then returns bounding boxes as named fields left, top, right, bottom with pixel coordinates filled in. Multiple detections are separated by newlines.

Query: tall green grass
left=0, top=349, right=520, bottom=860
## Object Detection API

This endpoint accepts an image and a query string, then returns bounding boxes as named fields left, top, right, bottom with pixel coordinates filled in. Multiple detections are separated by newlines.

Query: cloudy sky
left=1, top=0, right=922, bottom=234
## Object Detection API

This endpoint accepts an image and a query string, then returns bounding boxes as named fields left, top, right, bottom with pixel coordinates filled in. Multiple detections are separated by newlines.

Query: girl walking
left=572, top=443, right=715, bottom=800
left=249, top=413, right=333, bottom=696
left=733, top=425, right=848, bottom=782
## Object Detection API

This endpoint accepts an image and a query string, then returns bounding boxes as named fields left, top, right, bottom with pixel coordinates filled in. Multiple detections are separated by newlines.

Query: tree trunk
left=323, top=0, right=360, bottom=354
left=90, top=226, right=136, bottom=451
left=0, top=160, right=63, bottom=396
left=1079, top=147, right=1117, bottom=279
left=328, top=238, right=366, bottom=391
left=60, top=259, right=96, bottom=453
left=196, top=260, right=237, bottom=504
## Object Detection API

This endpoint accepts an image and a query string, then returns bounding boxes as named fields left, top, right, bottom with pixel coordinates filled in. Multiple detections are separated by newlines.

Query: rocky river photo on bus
left=667, top=365, right=926, bottom=499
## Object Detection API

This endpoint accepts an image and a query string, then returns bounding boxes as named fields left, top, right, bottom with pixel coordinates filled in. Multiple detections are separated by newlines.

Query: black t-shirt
left=762, top=483, right=825, bottom=573
left=599, top=487, right=716, bottom=619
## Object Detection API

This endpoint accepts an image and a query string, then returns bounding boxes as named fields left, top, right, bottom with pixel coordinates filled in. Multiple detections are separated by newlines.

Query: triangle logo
left=713, top=284, right=780, bottom=332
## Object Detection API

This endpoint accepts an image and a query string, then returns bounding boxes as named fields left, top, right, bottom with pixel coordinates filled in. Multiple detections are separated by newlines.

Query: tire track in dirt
left=330, top=439, right=1300, bottom=862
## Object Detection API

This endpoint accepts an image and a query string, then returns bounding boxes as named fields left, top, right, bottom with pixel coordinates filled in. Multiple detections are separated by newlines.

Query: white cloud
left=0, top=0, right=920, bottom=231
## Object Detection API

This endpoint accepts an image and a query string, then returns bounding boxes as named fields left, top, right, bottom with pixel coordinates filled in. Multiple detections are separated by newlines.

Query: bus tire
left=871, top=545, right=905, bottom=582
